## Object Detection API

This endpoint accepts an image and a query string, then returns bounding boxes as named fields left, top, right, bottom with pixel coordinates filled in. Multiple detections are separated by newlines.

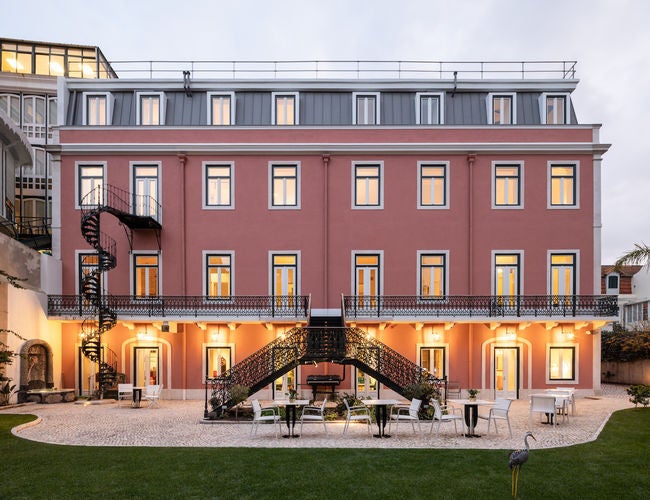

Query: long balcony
left=343, top=295, right=618, bottom=322
left=48, top=295, right=310, bottom=321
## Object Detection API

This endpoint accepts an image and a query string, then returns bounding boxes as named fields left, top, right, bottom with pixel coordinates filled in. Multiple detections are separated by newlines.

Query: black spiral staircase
left=79, top=185, right=161, bottom=396
left=205, top=324, right=446, bottom=418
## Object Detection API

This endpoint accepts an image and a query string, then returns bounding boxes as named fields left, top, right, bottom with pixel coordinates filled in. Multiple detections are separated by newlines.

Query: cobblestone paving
left=3, top=385, right=632, bottom=450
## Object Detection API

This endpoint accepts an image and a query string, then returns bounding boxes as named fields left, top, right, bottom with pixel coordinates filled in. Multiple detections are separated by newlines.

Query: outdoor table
left=449, top=399, right=494, bottom=437
left=132, top=387, right=143, bottom=408
left=532, top=393, right=570, bottom=424
left=273, top=400, right=309, bottom=438
left=363, top=399, right=399, bottom=438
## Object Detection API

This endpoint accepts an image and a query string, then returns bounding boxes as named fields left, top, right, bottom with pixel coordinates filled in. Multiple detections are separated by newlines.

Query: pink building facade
left=48, top=61, right=616, bottom=407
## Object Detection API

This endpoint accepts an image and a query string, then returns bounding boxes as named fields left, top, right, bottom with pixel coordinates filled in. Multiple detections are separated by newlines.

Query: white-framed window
left=624, top=302, right=647, bottom=326
left=352, top=161, right=383, bottom=209
left=76, top=162, right=105, bottom=208
left=204, top=345, right=234, bottom=379
left=541, top=93, right=569, bottom=125
left=132, top=252, right=160, bottom=298
left=131, top=163, right=160, bottom=219
left=352, top=251, right=383, bottom=297
left=203, top=162, right=233, bottom=209
left=492, top=162, right=523, bottom=208
left=548, top=251, right=578, bottom=297
left=605, top=273, right=620, bottom=295
left=488, top=93, right=516, bottom=125
left=269, top=162, right=300, bottom=209
left=547, top=345, right=577, bottom=383
left=83, top=93, right=112, bottom=126
left=203, top=251, right=234, bottom=299
left=353, top=92, right=380, bottom=125
left=272, top=92, right=298, bottom=125
left=270, top=252, right=300, bottom=296
left=136, top=92, right=164, bottom=125
left=493, top=251, right=523, bottom=296
left=416, top=92, right=444, bottom=125
left=418, top=251, right=448, bottom=298
left=22, top=95, right=46, bottom=139
left=0, top=93, right=20, bottom=124
left=207, top=92, right=234, bottom=125
left=76, top=250, right=100, bottom=296
left=418, top=162, right=449, bottom=209
left=548, top=162, right=579, bottom=208
left=418, top=344, right=447, bottom=379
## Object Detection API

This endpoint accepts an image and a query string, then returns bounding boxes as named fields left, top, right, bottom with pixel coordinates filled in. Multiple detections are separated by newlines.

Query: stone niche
left=17, top=339, right=55, bottom=403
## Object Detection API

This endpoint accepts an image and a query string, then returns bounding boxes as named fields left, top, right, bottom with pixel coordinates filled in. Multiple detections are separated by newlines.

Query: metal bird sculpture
left=509, top=431, right=536, bottom=498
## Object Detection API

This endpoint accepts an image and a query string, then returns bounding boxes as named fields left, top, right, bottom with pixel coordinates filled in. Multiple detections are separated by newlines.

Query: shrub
left=626, top=384, right=650, bottom=407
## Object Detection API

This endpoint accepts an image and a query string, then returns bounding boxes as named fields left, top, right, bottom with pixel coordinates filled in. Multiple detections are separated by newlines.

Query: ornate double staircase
left=79, top=185, right=160, bottom=395
left=205, top=323, right=445, bottom=418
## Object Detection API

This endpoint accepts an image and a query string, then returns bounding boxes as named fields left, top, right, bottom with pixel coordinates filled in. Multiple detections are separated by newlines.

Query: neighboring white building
left=601, top=264, right=649, bottom=330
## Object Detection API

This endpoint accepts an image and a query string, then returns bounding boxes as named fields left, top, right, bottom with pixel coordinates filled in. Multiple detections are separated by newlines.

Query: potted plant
left=286, top=387, right=299, bottom=402
left=467, top=388, right=480, bottom=401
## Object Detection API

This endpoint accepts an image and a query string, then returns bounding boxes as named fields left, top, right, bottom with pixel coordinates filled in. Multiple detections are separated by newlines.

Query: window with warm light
left=273, top=93, right=297, bottom=125
left=84, top=93, right=110, bottom=125
left=132, top=164, right=159, bottom=218
left=419, top=253, right=447, bottom=298
left=353, top=162, right=382, bottom=208
left=418, top=162, right=448, bottom=208
left=208, top=93, right=233, bottom=125
left=78, top=252, right=99, bottom=296
left=270, top=163, right=299, bottom=208
left=204, top=163, right=233, bottom=208
left=205, top=254, right=232, bottom=299
left=272, top=254, right=298, bottom=297
left=1, top=42, right=32, bottom=73
left=489, top=93, right=515, bottom=124
left=549, top=163, right=578, bottom=207
left=77, top=163, right=104, bottom=207
left=137, top=93, right=163, bottom=125
left=542, top=94, right=568, bottom=124
left=353, top=93, right=379, bottom=125
left=420, top=346, right=446, bottom=378
left=548, top=346, right=575, bottom=381
left=206, top=346, right=232, bottom=379
left=354, top=253, right=381, bottom=298
left=493, top=163, right=522, bottom=207
left=494, top=253, right=520, bottom=296
left=133, top=254, right=159, bottom=297
left=550, top=253, right=576, bottom=297
left=416, top=93, right=443, bottom=125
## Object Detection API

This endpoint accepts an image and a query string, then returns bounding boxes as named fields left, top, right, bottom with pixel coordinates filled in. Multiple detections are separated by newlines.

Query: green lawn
left=2, top=408, right=649, bottom=499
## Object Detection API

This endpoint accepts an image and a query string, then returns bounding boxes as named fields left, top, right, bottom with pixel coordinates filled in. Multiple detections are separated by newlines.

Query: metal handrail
left=106, top=59, right=577, bottom=80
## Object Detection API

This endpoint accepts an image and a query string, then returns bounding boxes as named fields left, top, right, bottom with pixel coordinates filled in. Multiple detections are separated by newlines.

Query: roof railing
left=106, top=59, right=577, bottom=80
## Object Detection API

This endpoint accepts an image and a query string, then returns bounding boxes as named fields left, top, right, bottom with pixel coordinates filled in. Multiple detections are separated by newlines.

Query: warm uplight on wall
left=561, top=325, right=575, bottom=340
left=505, top=327, right=517, bottom=340
left=137, top=325, right=156, bottom=341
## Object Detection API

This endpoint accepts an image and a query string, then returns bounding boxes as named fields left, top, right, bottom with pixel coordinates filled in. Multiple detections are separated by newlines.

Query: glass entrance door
left=355, top=254, right=380, bottom=308
left=355, top=368, right=378, bottom=398
left=494, top=347, right=518, bottom=399
left=274, top=369, right=297, bottom=399
left=134, top=347, right=159, bottom=388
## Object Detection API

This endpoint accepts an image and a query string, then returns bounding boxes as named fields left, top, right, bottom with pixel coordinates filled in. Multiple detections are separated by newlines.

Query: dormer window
left=83, top=93, right=112, bottom=125
left=606, top=273, right=620, bottom=295
left=416, top=93, right=443, bottom=125
left=137, top=92, right=164, bottom=125
left=208, top=92, right=234, bottom=125
left=541, top=93, right=569, bottom=124
left=353, top=92, right=379, bottom=125
left=488, top=93, right=515, bottom=125
left=273, top=93, right=298, bottom=125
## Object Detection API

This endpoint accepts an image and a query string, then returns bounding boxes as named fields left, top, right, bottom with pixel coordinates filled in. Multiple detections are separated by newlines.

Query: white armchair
left=343, top=398, right=372, bottom=434
left=478, top=398, right=512, bottom=437
left=300, top=398, right=328, bottom=436
left=388, top=398, right=422, bottom=435
left=143, top=384, right=162, bottom=408
left=530, top=395, right=560, bottom=428
left=251, top=399, right=281, bottom=438
left=117, top=383, right=133, bottom=407
left=430, top=398, right=463, bottom=435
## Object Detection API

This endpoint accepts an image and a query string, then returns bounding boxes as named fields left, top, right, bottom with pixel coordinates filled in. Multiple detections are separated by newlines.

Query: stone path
left=2, top=385, right=632, bottom=450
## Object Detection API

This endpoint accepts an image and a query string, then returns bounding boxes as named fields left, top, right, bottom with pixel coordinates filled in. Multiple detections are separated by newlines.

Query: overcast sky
left=3, top=0, right=649, bottom=264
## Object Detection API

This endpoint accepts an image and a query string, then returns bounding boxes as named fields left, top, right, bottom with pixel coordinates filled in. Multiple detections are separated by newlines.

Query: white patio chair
left=299, top=397, right=328, bottom=436
left=117, top=383, right=133, bottom=407
left=530, top=395, right=560, bottom=428
left=429, top=398, right=463, bottom=435
left=478, top=398, right=513, bottom=437
left=343, top=398, right=372, bottom=434
left=251, top=399, right=281, bottom=438
left=553, top=388, right=576, bottom=416
left=143, top=384, right=162, bottom=408
left=388, top=398, right=422, bottom=435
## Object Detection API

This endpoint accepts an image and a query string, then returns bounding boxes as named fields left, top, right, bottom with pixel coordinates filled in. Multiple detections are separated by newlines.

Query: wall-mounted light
left=505, top=326, right=517, bottom=340
left=561, top=325, right=575, bottom=340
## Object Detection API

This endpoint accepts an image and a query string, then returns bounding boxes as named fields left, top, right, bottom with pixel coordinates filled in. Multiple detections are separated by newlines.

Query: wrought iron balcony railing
left=48, top=294, right=310, bottom=320
left=343, top=295, right=618, bottom=320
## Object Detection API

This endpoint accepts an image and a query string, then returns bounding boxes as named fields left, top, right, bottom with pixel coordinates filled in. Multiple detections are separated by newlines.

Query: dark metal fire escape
left=79, top=185, right=161, bottom=396
left=205, top=325, right=445, bottom=418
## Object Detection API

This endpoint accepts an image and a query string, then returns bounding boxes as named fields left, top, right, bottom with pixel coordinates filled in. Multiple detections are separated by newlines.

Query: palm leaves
left=614, top=243, right=650, bottom=270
